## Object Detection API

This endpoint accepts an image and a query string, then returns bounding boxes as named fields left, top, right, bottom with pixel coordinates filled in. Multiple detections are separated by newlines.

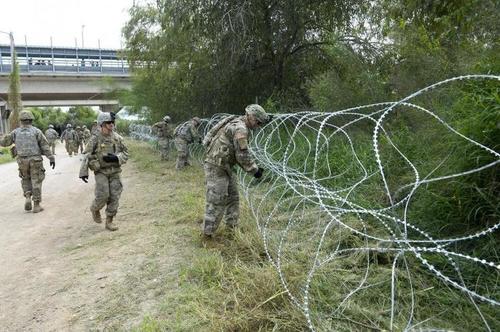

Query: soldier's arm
left=167, top=124, right=174, bottom=139
left=37, top=130, right=54, bottom=160
left=232, top=127, right=258, bottom=174
left=0, top=132, right=14, bottom=147
left=116, top=135, right=129, bottom=165
left=83, top=135, right=97, bottom=154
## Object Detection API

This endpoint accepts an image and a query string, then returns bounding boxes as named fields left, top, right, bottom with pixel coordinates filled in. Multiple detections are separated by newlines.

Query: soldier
left=82, top=125, right=91, bottom=147
left=79, top=112, right=128, bottom=231
left=202, top=104, right=269, bottom=237
left=151, top=115, right=173, bottom=161
left=174, top=117, right=201, bottom=170
left=44, top=124, right=59, bottom=155
left=60, top=124, right=78, bottom=156
left=91, top=119, right=100, bottom=136
left=0, top=110, right=55, bottom=213
left=75, top=126, right=84, bottom=153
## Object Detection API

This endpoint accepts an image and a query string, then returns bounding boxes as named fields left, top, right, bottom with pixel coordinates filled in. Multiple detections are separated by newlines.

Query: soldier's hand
left=80, top=176, right=88, bottom=183
left=103, top=153, right=119, bottom=163
left=50, top=160, right=55, bottom=169
left=254, top=167, right=264, bottom=179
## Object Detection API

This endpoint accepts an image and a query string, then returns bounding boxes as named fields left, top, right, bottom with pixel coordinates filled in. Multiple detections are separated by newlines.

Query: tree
left=8, top=51, right=22, bottom=129
left=123, top=0, right=369, bottom=120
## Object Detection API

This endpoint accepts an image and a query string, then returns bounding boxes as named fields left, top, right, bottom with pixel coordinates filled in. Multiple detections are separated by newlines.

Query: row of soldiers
left=150, top=105, right=269, bottom=238
left=1, top=104, right=270, bottom=237
left=44, top=123, right=96, bottom=157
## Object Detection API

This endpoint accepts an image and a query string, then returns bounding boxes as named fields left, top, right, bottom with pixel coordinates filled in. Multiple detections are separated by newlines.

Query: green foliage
left=123, top=0, right=370, bottom=121
left=115, top=118, right=131, bottom=135
left=8, top=52, right=22, bottom=128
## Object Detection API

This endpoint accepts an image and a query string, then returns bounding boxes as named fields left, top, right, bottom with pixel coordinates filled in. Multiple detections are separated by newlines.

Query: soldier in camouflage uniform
left=60, top=124, right=78, bottom=156
left=79, top=112, right=128, bottom=231
left=91, top=120, right=100, bottom=136
left=152, top=115, right=173, bottom=161
left=75, top=126, right=85, bottom=153
left=82, top=125, right=91, bottom=147
left=174, top=117, right=201, bottom=170
left=202, top=104, right=269, bottom=237
left=44, top=124, right=59, bottom=155
left=0, top=110, right=55, bottom=213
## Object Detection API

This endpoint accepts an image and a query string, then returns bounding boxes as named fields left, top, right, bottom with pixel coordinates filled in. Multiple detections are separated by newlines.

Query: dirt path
left=0, top=144, right=192, bottom=331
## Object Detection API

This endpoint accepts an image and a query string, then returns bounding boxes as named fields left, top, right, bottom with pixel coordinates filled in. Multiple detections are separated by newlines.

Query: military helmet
left=66, top=124, right=72, bottom=128
left=48, top=124, right=54, bottom=129
left=19, top=110, right=35, bottom=121
left=163, top=115, right=171, bottom=123
left=245, top=104, right=269, bottom=124
left=76, top=126, right=81, bottom=130
left=97, top=112, right=116, bottom=126
left=192, top=117, right=201, bottom=125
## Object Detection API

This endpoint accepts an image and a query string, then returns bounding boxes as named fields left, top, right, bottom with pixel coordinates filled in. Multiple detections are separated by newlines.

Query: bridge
left=0, top=44, right=132, bottom=134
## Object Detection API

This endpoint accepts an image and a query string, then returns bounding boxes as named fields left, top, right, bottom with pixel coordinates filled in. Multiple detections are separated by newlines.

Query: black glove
left=80, top=176, right=88, bottom=183
left=50, top=160, right=55, bottom=169
left=268, top=114, right=274, bottom=121
left=102, top=153, right=119, bottom=163
left=254, top=167, right=264, bottom=179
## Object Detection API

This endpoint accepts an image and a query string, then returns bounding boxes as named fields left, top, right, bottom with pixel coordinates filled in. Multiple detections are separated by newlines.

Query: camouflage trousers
left=17, top=156, right=46, bottom=202
left=203, top=163, right=239, bottom=235
left=90, top=171, right=123, bottom=217
left=47, top=140, right=57, bottom=155
left=65, top=141, right=78, bottom=156
left=175, top=137, right=190, bottom=169
left=158, top=138, right=170, bottom=160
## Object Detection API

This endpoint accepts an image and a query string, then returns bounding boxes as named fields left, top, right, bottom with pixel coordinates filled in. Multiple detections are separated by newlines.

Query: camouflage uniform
left=152, top=116, right=173, bottom=160
left=44, top=126, right=59, bottom=155
left=79, top=112, right=128, bottom=231
left=202, top=105, right=268, bottom=236
left=0, top=111, right=55, bottom=212
left=75, top=127, right=84, bottom=153
left=82, top=126, right=91, bottom=146
left=61, top=125, right=78, bottom=156
left=174, top=117, right=200, bottom=169
left=91, top=121, right=100, bottom=136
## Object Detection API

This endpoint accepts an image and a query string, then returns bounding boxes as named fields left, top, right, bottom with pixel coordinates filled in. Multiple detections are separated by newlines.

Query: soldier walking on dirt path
left=152, top=115, right=174, bottom=161
left=202, top=104, right=269, bottom=238
left=0, top=110, right=55, bottom=213
left=60, top=124, right=78, bottom=156
left=174, top=117, right=201, bottom=170
left=44, top=124, right=59, bottom=155
left=79, top=112, right=128, bottom=231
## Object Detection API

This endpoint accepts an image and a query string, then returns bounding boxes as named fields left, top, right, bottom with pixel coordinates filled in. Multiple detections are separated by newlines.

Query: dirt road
left=0, top=144, right=189, bottom=331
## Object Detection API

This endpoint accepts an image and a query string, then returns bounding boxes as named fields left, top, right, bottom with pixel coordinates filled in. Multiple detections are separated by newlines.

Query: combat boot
left=91, top=208, right=102, bottom=223
left=32, top=201, right=44, bottom=213
left=105, top=216, right=118, bottom=231
left=24, top=196, right=32, bottom=211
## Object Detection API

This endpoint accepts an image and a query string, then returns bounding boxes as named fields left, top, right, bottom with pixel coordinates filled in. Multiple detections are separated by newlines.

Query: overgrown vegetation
left=118, top=0, right=498, bottom=330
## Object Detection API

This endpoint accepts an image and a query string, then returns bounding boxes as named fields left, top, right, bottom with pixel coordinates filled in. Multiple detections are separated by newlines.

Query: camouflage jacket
left=174, top=121, right=199, bottom=143
left=0, top=125, right=54, bottom=161
left=61, top=128, right=78, bottom=142
left=44, top=128, right=59, bottom=141
left=79, top=131, right=129, bottom=177
left=152, top=121, right=173, bottom=139
left=204, top=116, right=258, bottom=174
left=83, top=128, right=91, bottom=140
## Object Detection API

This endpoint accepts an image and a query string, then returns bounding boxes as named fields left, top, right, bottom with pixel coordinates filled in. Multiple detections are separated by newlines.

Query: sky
left=0, top=0, right=134, bottom=49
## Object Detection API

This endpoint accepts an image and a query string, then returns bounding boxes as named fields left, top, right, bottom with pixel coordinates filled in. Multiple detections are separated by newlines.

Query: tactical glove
left=50, top=160, right=55, bottom=169
left=254, top=167, right=264, bottom=179
left=80, top=176, right=88, bottom=183
left=103, top=153, right=119, bottom=163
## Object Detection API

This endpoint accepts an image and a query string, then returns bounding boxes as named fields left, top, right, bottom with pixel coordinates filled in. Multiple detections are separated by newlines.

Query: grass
left=0, top=146, right=14, bottom=164
left=115, top=136, right=498, bottom=331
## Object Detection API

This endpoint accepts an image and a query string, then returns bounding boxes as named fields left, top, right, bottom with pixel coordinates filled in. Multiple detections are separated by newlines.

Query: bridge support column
left=99, top=104, right=118, bottom=113
left=0, top=105, right=10, bottom=135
